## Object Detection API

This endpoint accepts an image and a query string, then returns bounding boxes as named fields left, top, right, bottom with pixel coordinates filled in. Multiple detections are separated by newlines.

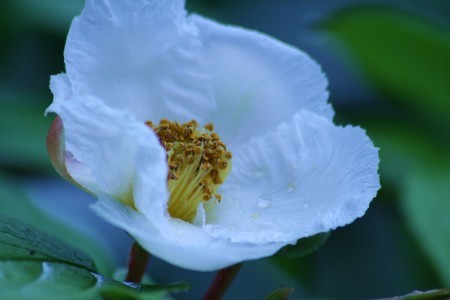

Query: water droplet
left=287, top=182, right=296, bottom=192
left=258, top=196, right=272, bottom=208
left=303, top=203, right=309, bottom=209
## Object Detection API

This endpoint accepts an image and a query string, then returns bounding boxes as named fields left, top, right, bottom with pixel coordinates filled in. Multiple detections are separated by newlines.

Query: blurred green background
left=0, top=0, right=449, bottom=299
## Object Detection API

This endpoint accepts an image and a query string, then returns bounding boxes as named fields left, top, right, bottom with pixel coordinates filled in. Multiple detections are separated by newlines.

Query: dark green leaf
left=100, top=280, right=190, bottom=300
left=402, top=168, right=450, bottom=286
left=0, top=261, right=97, bottom=300
left=0, top=261, right=190, bottom=300
left=324, top=8, right=450, bottom=127
left=377, top=288, right=450, bottom=300
left=0, top=215, right=190, bottom=299
left=264, top=288, right=295, bottom=300
left=400, top=289, right=450, bottom=300
left=0, top=174, right=113, bottom=274
left=0, top=213, right=95, bottom=271
left=276, top=232, right=330, bottom=258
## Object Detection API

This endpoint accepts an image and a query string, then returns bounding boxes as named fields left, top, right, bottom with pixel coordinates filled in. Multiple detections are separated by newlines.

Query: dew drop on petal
left=251, top=213, right=260, bottom=219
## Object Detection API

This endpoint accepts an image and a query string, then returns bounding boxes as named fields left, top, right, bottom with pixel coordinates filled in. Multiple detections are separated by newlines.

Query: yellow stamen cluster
left=146, top=119, right=232, bottom=222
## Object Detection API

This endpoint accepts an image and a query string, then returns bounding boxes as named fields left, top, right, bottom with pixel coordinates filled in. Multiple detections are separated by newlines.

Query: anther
left=194, top=146, right=202, bottom=155
left=211, top=132, right=220, bottom=140
left=204, top=123, right=214, bottom=131
left=146, top=119, right=232, bottom=223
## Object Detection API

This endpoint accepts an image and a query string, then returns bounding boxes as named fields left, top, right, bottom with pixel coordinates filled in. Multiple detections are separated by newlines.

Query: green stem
left=125, top=242, right=150, bottom=283
left=202, top=264, right=243, bottom=300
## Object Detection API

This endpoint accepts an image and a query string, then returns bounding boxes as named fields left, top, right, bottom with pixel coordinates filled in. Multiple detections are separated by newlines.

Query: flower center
left=146, top=119, right=232, bottom=222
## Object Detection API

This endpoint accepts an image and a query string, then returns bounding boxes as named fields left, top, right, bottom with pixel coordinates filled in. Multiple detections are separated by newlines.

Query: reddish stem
left=202, top=264, right=243, bottom=300
left=125, top=242, right=151, bottom=283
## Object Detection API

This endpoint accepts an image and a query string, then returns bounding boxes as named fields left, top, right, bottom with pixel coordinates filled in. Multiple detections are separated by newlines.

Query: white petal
left=91, top=197, right=284, bottom=271
left=205, top=110, right=380, bottom=244
left=47, top=95, right=168, bottom=204
left=132, top=128, right=170, bottom=227
left=191, top=15, right=333, bottom=146
left=48, top=74, right=72, bottom=106
left=65, top=0, right=215, bottom=122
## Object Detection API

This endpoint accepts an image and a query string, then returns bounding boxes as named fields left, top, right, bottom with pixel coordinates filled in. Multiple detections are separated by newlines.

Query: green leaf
left=0, top=261, right=97, bottom=300
left=0, top=213, right=95, bottom=271
left=100, top=280, right=190, bottom=300
left=0, top=215, right=190, bottom=300
left=275, top=232, right=330, bottom=258
left=0, top=261, right=190, bottom=300
left=399, top=289, right=450, bottom=300
left=264, top=288, right=295, bottom=300
left=0, top=174, right=114, bottom=274
left=402, top=168, right=450, bottom=286
left=110, top=268, right=192, bottom=298
left=324, top=8, right=450, bottom=127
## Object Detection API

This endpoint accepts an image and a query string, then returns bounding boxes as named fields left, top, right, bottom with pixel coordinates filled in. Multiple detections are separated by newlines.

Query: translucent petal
left=91, top=197, right=284, bottom=271
left=205, top=110, right=380, bottom=244
left=64, top=0, right=215, bottom=122
left=191, top=15, right=333, bottom=146
left=47, top=95, right=167, bottom=205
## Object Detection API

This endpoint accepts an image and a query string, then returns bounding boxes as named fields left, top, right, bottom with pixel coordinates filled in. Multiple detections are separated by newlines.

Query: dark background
left=0, top=0, right=449, bottom=299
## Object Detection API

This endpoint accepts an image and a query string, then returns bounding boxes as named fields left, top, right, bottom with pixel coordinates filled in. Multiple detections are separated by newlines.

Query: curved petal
left=46, top=116, right=70, bottom=182
left=47, top=74, right=81, bottom=187
left=205, top=110, right=380, bottom=244
left=47, top=94, right=168, bottom=206
left=65, top=0, right=215, bottom=122
left=91, top=197, right=284, bottom=271
left=190, top=15, right=333, bottom=147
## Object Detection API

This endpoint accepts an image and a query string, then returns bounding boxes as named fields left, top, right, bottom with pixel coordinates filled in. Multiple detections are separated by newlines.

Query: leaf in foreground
left=0, top=261, right=190, bottom=300
left=0, top=215, right=190, bottom=299
left=0, top=213, right=95, bottom=271
left=0, top=173, right=113, bottom=274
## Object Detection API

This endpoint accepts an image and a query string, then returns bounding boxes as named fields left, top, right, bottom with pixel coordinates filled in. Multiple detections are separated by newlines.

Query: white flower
left=46, top=0, right=380, bottom=271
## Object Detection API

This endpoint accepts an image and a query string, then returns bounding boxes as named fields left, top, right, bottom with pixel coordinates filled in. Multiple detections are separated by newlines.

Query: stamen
left=147, top=119, right=232, bottom=222
left=204, top=123, right=214, bottom=131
